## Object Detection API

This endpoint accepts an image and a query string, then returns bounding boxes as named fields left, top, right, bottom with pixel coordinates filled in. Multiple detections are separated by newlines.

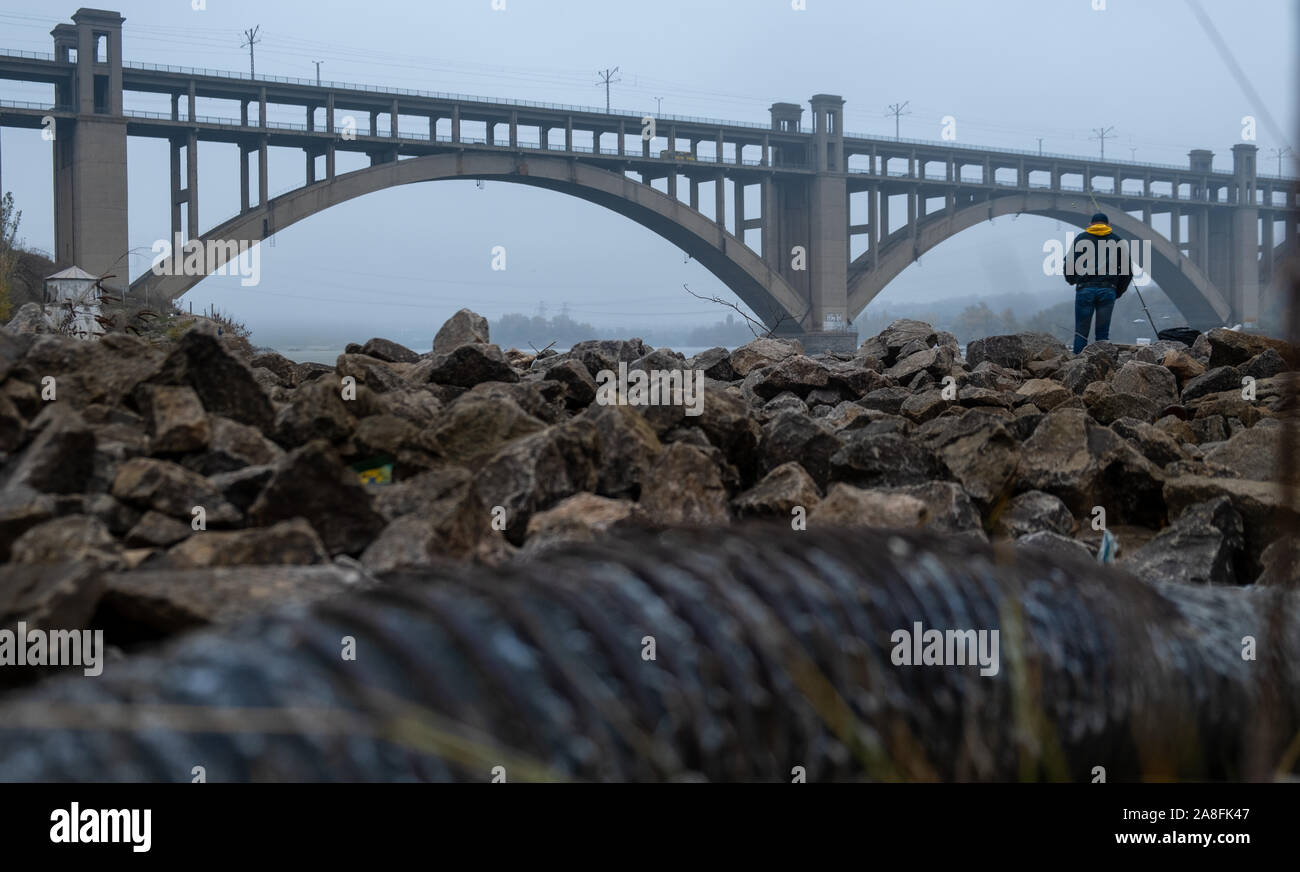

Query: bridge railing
left=0, top=98, right=69, bottom=111
left=0, top=49, right=56, bottom=61
left=845, top=130, right=1299, bottom=182
left=120, top=107, right=783, bottom=167
left=117, top=59, right=804, bottom=134
left=4, top=50, right=1298, bottom=183
left=7, top=50, right=1297, bottom=184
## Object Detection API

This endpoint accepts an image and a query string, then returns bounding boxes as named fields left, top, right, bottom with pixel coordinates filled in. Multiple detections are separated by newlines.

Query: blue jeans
left=1073, top=285, right=1116, bottom=354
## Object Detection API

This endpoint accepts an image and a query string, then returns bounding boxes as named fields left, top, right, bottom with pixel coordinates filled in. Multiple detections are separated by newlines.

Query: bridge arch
left=846, top=193, right=1231, bottom=329
left=131, top=152, right=807, bottom=326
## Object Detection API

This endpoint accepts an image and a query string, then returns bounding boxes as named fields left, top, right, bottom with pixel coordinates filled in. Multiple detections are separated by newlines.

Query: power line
left=240, top=25, right=261, bottom=79
left=596, top=67, right=621, bottom=113
left=1090, top=125, right=1115, bottom=160
left=1269, top=146, right=1292, bottom=177
left=885, top=101, right=911, bottom=141
left=1185, top=0, right=1293, bottom=152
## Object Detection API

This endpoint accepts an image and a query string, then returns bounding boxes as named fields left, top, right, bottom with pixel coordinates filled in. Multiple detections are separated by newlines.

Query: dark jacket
left=1065, top=222, right=1132, bottom=297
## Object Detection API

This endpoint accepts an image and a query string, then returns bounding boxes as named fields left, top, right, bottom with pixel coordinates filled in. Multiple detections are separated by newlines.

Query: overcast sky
left=0, top=0, right=1295, bottom=346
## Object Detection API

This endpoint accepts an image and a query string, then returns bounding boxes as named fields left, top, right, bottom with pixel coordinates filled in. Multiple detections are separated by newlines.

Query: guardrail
left=4, top=49, right=1296, bottom=182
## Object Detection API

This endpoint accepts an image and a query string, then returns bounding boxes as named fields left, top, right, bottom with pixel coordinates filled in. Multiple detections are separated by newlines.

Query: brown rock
left=808, top=483, right=928, bottom=528
left=159, top=518, right=328, bottom=568
left=731, top=461, right=821, bottom=518
left=638, top=443, right=730, bottom=526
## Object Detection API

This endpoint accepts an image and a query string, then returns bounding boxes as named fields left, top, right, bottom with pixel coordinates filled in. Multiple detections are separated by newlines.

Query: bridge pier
left=1230, top=144, right=1261, bottom=326
left=50, top=11, right=129, bottom=295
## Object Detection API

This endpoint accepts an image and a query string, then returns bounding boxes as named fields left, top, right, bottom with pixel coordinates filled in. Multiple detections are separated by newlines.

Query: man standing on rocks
left=1065, top=212, right=1131, bottom=354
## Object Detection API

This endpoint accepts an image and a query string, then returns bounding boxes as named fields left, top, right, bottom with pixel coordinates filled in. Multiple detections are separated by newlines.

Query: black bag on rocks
left=1157, top=327, right=1201, bottom=347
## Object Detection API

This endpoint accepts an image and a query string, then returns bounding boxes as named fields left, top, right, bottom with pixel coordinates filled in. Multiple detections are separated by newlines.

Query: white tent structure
left=43, top=266, right=104, bottom=337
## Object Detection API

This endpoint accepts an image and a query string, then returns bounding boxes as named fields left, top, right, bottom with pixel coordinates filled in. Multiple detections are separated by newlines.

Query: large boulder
left=135, top=384, right=210, bottom=454
left=185, top=416, right=283, bottom=475
left=993, top=490, right=1074, bottom=538
left=110, top=457, right=241, bottom=526
left=273, top=375, right=362, bottom=447
left=578, top=404, right=664, bottom=499
left=965, top=334, right=1028, bottom=370
left=1180, top=366, right=1241, bottom=403
left=728, top=337, right=804, bottom=377
left=1202, top=424, right=1297, bottom=484
left=731, top=461, right=821, bottom=518
left=746, top=355, right=831, bottom=400
left=1016, top=407, right=1165, bottom=526
left=1206, top=328, right=1300, bottom=369
left=759, top=410, right=842, bottom=488
left=1163, top=475, right=1300, bottom=578
left=828, top=430, right=943, bottom=489
left=919, top=411, right=1021, bottom=508
left=9, top=514, right=123, bottom=569
left=432, top=308, right=490, bottom=354
left=423, top=343, right=519, bottom=387
left=431, top=392, right=546, bottom=465
left=99, top=564, right=370, bottom=633
left=1121, top=497, right=1244, bottom=585
left=360, top=336, right=420, bottom=364
left=475, top=420, right=602, bottom=545
left=638, top=443, right=730, bottom=526
left=1, top=405, right=95, bottom=494
left=1110, top=360, right=1178, bottom=406
left=247, top=441, right=386, bottom=555
left=521, top=493, right=640, bottom=556
left=4, top=302, right=54, bottom=334
left=158, top=518, right=328, bottom=568
left=807, top=483, right=928, bottom=528
left=145, top=321, right=274, bottom=430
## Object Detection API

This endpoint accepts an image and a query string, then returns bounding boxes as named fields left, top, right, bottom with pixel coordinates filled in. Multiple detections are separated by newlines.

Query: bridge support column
left=186, top=132, right=199, bottom=239
left=734, top=178, right=744, bottom=236
left=714, top=173, right=725, bottom=226
left=1230, top=144, right=1260, bottom=325
left=239, top=144, right=249, bottom=212
left=258, top=135, right=268, bottom=209
left=170, top=138, right=183, bottom=239
left=49, top=9, right=128, bottom=295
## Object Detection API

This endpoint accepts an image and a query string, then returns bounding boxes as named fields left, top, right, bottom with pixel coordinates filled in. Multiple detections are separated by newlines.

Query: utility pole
left=1090, top=125, right=1115, bottom=160
left=655, top=96, right=663, bottom=115
left=1036, top=137, right=1043, bottom=156
left=1269, top=146, right=1292, bottom=177
left=314, top=60, right=323, bottom=85
left=241, top=25, right=261, bottom=79
left=885, top=101, right=910, bottom=141
left=1130, top=146, right=1137, bottom=161
left=596, top=67, right=620, bottom=113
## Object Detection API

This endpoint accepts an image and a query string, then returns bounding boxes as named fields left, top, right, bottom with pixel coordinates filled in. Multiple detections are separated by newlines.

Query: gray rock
left=1016, top=530, right=1093, bottom=559
left=10, top=515, right=123, bottom=569
left=731, top=461, right=821, bottom=518
left=995, top=490, right=1074, bottom=538
left=432, top=308, right=490, bottom=354
left=1180, top=365, right=1240, bottom=402
left=1110, top=360, right=1179, bottom=406
left=360, top=337, right=420, bottom=364
left=247, top=441, right=385, bottom=555
left=1122, top=497, right=1244, bottom=585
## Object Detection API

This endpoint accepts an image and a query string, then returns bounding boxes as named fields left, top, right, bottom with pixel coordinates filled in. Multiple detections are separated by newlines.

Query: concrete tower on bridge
left=50, top=8, right=128, bottom=296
